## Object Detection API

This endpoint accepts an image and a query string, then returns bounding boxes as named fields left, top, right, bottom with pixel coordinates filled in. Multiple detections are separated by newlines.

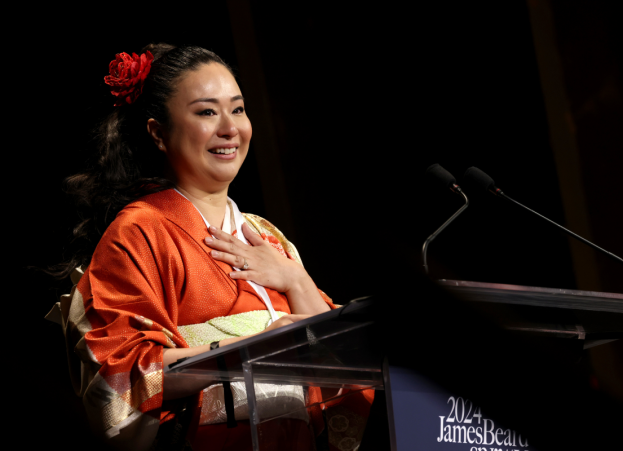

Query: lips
left=208, top=147, right=238, bottom=155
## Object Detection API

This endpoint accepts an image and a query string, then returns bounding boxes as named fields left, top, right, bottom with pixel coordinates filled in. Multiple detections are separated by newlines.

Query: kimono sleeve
left=68, top=211, right=187, bottom=451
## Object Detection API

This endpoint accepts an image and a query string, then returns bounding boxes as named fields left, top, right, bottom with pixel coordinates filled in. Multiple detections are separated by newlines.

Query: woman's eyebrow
left=189, top=95, right=245, bottom=106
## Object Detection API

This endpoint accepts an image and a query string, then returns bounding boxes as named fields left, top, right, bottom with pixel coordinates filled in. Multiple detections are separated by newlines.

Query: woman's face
left=160, top=63, right=252, bottom=193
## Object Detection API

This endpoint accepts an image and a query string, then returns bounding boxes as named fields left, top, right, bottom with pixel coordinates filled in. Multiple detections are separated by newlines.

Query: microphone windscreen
left=426, top=164, right=456, bottom=189
left=464, top=167, right=495, bottom=191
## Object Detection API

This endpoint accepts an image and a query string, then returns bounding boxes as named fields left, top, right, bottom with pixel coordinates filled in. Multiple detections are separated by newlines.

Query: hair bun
left=141, top=43, right=176, bottom=62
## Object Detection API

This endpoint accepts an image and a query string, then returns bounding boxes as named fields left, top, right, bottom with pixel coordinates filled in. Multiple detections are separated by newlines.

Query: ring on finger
left=242, top=257, right=249, bottom=270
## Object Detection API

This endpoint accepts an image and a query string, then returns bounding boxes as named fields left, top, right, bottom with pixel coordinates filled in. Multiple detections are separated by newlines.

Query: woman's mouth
left=208, top=147, right=238, bottom=155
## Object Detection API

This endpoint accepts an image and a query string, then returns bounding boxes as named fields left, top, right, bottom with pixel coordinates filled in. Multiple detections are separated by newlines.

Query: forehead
left=173, top=63, right=241, bottom=104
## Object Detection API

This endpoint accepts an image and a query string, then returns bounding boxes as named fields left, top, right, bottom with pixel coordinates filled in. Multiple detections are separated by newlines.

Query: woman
left=54, top=43, right=372, bottom=451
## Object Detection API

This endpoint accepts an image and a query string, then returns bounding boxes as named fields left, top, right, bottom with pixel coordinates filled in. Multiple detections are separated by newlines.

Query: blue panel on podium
left=388, top=366, right=536, bottom=451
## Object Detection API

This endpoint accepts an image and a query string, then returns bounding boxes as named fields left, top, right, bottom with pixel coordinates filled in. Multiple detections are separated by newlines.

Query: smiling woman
left=46, top=43, right=370, bottom=451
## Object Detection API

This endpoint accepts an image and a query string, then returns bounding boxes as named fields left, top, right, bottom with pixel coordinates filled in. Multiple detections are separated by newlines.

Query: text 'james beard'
left=437, top=396, right=529, bottom=449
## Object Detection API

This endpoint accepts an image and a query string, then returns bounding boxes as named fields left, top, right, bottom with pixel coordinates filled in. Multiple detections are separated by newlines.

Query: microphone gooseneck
left=422, top=164, right=470, bottom=275
left=463, top=166, right=623, bottom=266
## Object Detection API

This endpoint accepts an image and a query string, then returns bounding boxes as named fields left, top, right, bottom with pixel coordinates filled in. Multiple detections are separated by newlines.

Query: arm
left=72, top=214, right=184, bottom=447
left=283, top=271, right=331, bottom=315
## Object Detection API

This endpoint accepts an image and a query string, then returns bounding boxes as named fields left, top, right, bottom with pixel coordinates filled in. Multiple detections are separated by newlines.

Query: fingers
left=270, top=315, right=296, bottom=328
left=228, top=269, right=256, bottom=281
left=242, top=223, right=264, bottom=246
left=264, top=317, right=292, bottom=332
left=209, top=225, right=239, bottom=244
left=205, top=227, right=244, bottom=254
left=267, top=314, right=312, bottom=330
left=286, top=314, right=313, bottom=322
left=206, top=224, right=265, bottom=254
left=211, top=251, right=246, bottom=268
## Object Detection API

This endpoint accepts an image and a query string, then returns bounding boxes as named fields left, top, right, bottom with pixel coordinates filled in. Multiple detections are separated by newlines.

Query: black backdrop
left=11, top=0, right=621, bottom=448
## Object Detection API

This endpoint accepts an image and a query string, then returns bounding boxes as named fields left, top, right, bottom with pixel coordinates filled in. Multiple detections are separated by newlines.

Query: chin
left=210, top=170, right=241, bottom=185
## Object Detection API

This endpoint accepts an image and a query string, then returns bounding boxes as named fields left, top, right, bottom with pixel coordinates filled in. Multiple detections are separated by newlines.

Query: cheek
left=167, top=118, right=196, bottom=146
left=172, top=118, right=214, bottom=146
left=239, top=119, right=252, bottom=144
left=192, top=122, right=216, bottom=144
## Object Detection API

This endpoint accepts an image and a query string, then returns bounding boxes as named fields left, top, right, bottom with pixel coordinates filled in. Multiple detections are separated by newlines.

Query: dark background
left=10, top=0, right=622, bottom=448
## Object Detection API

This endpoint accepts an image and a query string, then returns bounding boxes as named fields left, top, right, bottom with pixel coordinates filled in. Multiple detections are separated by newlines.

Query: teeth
left=211, top=147, right=237, bottom=154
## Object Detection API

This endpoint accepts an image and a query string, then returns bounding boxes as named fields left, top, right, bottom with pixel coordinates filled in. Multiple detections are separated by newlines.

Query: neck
left=175, top=183, right=229, bottom=230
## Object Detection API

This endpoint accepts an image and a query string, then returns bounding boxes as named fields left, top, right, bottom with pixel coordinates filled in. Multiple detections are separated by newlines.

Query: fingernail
left=211, top=250, right=219, bottom=257
left=205, top=237, right=213, bottom=245
left=210, top=225, right=218, bottom=232
left=229, top=272, right=236, bottom=278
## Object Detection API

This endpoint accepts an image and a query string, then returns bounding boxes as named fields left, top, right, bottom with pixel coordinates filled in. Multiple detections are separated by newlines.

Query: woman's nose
left=216, top=113, right=239, bottom=139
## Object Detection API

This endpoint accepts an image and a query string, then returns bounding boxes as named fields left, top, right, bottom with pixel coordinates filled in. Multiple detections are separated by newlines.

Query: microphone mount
left=423, top=165, right=470, bottom=275
left=463, top=166, right=623, bottom=267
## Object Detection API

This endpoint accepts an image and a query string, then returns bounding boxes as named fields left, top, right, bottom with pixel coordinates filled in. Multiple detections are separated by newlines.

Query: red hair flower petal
left=104, top=50, right=154, bottom=107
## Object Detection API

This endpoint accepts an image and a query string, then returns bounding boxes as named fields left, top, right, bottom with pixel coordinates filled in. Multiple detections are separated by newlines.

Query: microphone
left=463, top=166, right=623, bottom=266
left=422, top=164, right=470, bottom=275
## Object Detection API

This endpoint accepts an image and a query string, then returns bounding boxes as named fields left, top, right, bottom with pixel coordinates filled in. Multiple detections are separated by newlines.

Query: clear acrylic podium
left=164, top=281, right=623, bottom=450
left=165, top=297, right=384, bottom=450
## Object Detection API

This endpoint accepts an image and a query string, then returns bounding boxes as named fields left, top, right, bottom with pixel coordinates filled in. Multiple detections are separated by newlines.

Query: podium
left=165, top=279, right=623, bottom=450
left=439, top=280, right=623, bottom=349
left=165, top=296, right=384, bottom=450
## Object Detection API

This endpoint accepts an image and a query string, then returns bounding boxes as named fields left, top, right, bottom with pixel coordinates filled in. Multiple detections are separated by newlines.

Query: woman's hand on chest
left=205, top=223, right=307, bottom=294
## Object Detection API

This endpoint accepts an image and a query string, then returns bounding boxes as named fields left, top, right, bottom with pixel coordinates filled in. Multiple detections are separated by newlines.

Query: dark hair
left=49, top=43, right=232, bottom=279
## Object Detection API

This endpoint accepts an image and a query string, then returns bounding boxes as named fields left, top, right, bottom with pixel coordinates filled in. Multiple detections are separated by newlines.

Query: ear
left=147, top=118, right=167, bottom=152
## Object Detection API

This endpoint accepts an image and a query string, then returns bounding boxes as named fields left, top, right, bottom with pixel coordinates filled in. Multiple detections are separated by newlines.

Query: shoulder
left=110, top=198, right=168, bottom=236
left=109, top=189, right=193, bottom=235
left=242, top=213, right=304, bottom=265
left=91, top=192, right=184, bottom=266
left=100, top=190, right=185, bottom=249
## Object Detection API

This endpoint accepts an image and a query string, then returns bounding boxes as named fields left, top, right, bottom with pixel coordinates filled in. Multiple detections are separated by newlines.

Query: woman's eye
left=233, top=106, right=245, bottom=114
left=198, top=109, right=216, bottom=116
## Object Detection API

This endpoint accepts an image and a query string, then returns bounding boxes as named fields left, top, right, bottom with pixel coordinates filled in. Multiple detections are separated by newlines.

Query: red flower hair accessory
left=104, top=51, right=154, bottom=106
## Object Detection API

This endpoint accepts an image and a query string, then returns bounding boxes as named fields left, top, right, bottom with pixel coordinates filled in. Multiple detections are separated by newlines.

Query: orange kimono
left=59, top=189, right=369, bottom=450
